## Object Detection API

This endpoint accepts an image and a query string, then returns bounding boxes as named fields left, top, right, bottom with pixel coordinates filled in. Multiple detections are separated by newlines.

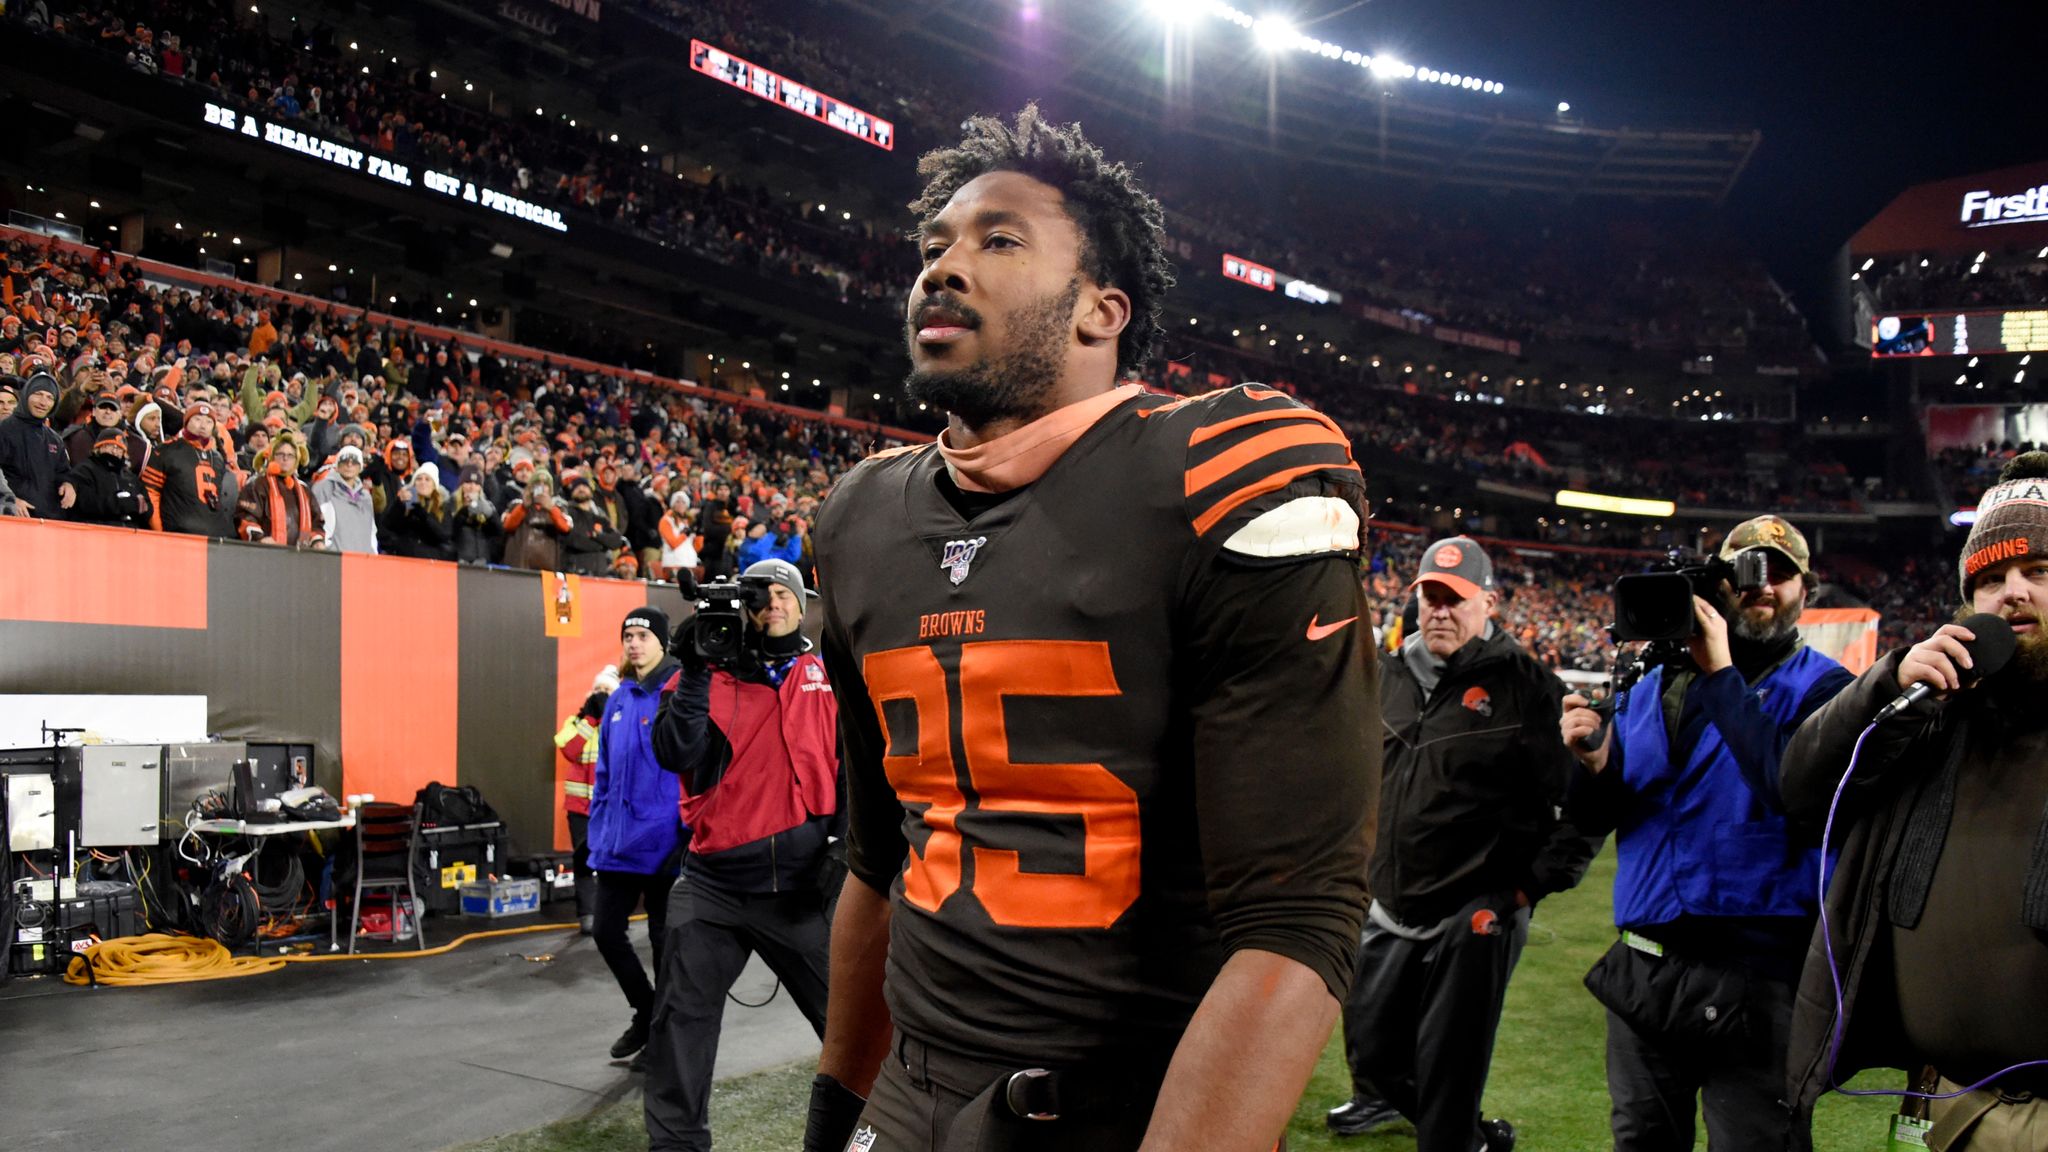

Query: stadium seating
left=0, top=1, right=1968, bottom=668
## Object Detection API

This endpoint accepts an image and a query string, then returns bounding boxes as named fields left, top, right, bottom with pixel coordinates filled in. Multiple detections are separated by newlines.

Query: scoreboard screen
left=1222, top=253, right=1277, bottom=290
left=1872, top=309, right=2048, bottom=358
left=690, top=40, right=894, bottom=151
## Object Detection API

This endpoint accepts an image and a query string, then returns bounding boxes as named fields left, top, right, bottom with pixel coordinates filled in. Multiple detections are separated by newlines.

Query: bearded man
left=1559, top=514, right=1853, bottom=1152
left=1782, top=454, right=2048, bottom=1151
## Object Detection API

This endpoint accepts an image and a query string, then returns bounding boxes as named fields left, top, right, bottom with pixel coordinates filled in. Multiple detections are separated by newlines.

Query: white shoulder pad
left=1220, top=496, right=1361, bottom=558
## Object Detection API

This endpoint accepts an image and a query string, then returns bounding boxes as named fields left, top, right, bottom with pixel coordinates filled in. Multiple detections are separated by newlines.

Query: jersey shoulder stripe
left=1155, top=384, right=1361, bottom=539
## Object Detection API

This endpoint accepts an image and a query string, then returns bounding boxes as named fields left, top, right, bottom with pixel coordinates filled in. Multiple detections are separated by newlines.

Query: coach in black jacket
left=1331, top=538, right=1587, bottom=1152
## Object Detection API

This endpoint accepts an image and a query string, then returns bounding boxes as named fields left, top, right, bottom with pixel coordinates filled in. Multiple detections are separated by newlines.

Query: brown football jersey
left=814, top=384, right=1379, bottom=1065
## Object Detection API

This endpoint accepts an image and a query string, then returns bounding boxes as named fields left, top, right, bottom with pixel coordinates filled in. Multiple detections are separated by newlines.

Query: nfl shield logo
left=940, top=536, right=988, bottom=586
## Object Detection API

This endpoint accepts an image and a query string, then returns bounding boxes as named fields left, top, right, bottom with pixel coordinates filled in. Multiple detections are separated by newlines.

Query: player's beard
left=1954, top=602, right=2048, bottom=681
left=905, top=276, right=1081, bottom=429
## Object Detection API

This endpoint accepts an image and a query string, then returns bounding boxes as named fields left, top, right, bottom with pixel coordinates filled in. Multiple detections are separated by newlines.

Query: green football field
left=454, top=849, right=1908, bottom=1151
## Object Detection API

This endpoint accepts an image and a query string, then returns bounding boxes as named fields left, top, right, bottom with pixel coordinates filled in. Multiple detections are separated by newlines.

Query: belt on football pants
left=894, top=1031, right=1167, bottom=1144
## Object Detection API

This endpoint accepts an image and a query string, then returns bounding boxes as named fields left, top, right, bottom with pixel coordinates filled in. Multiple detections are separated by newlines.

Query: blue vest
left=1610, top=646, right=1837, bottom=929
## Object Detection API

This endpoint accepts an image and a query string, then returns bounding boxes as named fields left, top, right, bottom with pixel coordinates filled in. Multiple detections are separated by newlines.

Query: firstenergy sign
left=201, top=102, right=567, bottom=234
left=1960, top=183, right=2048, bottom=229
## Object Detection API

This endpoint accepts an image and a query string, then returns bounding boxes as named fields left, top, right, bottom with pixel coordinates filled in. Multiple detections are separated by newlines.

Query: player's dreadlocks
left=910, top=104, right=1176, bottom=379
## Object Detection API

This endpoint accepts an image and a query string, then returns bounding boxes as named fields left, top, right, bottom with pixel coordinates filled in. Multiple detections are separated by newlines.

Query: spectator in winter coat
left=312, top=445, right=378, bottom=553
left=658, top=492, right=698, bottom=582
left=0, top=373, right=75, bottom=518
left=64, top=392, right=141, bottom=468
left=0, top=463, right=22, bottom=517
left=502, top=472, right=572, bottom=571
left=561, top=470, right=628, bottom=577
left=368, top=437, right=417, bottom=516
left=236, top=434, right=324, bottom=548
left=590, top=459, right=631, bottom=541
left=143, top=400, right=233, bottom=537
left=450, top=467, right=500, bottom=564
left=304, top=392, right=344, bottom=467
left=735, top=518, right=803, bottom=572
left=130, top=398, right=164, bottom=477
left=697, top=481, right=735, bottom=578
left=615, top=456, right=663, bottom=576
left=381, top=462, right=454, bottom=560
left=65, top=426, right=151, bottom=528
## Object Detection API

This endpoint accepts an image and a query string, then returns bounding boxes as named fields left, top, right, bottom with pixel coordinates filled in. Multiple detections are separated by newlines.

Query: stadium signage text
left=201, top=102, right=567, bottom=235
left=1960, top=184, right=2048, bottom=229
left=689, top=40, right=894, bottom=151
left=422, top=170, right=568, bottom=233
left=1222, top=253, right=1277, bottom=291
left=204, top=102, right=410, bottom=187
left=1284, top=279, right=1333, bottom=305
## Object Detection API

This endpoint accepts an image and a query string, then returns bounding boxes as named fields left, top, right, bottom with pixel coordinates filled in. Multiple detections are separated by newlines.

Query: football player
left=805, top=106, right=1380, bottom=1152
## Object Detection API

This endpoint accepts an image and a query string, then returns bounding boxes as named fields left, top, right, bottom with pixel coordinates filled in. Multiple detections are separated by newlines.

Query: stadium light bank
left=1142, top=0, right=1507, bottom=94
left=1555, top=490, right=1676, bottom=518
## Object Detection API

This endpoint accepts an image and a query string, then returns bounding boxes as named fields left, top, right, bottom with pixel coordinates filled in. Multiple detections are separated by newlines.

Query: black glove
left=668, top=616, right=705, bottom=673
left=802, top=1073, right=867, bottom=1152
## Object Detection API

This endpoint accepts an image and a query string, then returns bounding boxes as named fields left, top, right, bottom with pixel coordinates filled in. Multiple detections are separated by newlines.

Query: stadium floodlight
left=1252, top=15, right=1296, bottom=51
left=1557, top=101, right=1571, bottom=113
left=1555, top=490, right=1674, bottom=518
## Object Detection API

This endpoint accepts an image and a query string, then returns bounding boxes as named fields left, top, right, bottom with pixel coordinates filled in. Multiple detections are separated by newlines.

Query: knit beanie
left=621, top=605, right=671, bottom=641
left=1961, top=451, right=2048, bottom=599
left=591, top=664, right=622, bottom=696
left=411, top=461, right=440, bottom=490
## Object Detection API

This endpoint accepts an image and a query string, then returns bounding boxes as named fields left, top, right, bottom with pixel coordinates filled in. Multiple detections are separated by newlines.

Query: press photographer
left=1782, top=454, right=2048, bottom=1149
left=643, top=558, right=841, bottom=1152
left=1558, top=515, right=1853, bottom=1150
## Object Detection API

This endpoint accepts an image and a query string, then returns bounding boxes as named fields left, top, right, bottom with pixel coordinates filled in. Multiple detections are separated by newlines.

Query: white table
left=188, top=814, right=356, bottom=836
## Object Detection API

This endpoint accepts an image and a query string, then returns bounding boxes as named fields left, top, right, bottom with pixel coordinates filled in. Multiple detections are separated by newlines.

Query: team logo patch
left=940, top=536, right=988, bottom=586
left=1461, top=686, right=1493, bottom=717
left=847, top=1123, right=878, bottom=1152
left=807, top=663, right=825, bottom=683
left=1435, top=543, right=1464, bottom=569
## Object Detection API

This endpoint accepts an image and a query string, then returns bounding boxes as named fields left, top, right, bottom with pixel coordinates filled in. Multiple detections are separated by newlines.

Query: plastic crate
left=458, top=878, right=540, bottom=918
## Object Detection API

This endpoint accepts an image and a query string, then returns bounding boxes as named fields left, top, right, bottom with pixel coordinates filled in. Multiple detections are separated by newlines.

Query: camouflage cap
left=1719, top=515, right=1811, bottom=575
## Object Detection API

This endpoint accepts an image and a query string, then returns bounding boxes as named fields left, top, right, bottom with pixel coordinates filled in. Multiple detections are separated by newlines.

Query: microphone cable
left=1816, top=719, right=2048, bottom=1100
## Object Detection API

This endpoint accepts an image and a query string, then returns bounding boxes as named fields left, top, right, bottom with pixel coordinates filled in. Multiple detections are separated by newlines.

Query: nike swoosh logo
left=1306, top=614, right=1358, bottom=641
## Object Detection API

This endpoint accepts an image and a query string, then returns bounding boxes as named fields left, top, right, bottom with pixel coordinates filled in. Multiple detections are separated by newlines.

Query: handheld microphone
left=1873, top=612, right=2016, bottom=722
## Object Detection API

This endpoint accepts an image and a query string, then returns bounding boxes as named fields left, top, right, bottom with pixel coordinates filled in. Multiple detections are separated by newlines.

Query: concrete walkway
left=0, top=917, right=820, bottom=1152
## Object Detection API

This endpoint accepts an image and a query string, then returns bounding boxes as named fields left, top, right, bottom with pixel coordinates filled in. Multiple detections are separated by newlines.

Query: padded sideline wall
left=0, top=518, right=688, bottom=854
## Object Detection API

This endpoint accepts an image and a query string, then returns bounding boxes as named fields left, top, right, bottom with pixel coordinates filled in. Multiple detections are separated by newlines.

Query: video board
left=689, top=40, right=894, bottom=151
left=1871, top=310, right=2048, bottom=358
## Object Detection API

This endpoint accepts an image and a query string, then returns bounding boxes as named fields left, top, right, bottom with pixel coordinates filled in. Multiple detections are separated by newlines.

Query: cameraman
left=644, top=559, right=840, bottom=1152
left=1559, top=515, right=1853, bottom=1151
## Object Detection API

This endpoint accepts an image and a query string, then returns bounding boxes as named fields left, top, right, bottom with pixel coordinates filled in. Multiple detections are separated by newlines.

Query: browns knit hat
left=1961, top=451, right=2048, bottom=599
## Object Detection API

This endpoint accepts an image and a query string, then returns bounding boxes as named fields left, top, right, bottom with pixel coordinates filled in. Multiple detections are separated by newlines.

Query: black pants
left=566, top=812, right=595, bottom=919
left=1341, top=895, right=1527, bottom=1152
left=643, top=876, right=832, bottom=1151
left=592, top=868, right=674, bottom=1020
left=851, top=1031, right=1163, bottom=1152
left=1605, top=970, right=1808, bottom=1152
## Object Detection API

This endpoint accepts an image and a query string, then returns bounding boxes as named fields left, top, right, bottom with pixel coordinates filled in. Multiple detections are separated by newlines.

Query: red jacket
left=651, top=650, right=839, bottom=893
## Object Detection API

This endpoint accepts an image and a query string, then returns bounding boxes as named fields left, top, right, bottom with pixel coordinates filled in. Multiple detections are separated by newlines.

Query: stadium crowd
left=1866, top=250, right=2048, bottom=310
left=20, top=0, right=1814, bottom=368
left=2, top=228, right=1958, bottom=672
left=0, top=233, right=885, bottom=580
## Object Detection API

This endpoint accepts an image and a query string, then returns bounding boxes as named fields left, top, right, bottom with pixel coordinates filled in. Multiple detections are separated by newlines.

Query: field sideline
left=455, top=849, right=1908, bottom=1151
